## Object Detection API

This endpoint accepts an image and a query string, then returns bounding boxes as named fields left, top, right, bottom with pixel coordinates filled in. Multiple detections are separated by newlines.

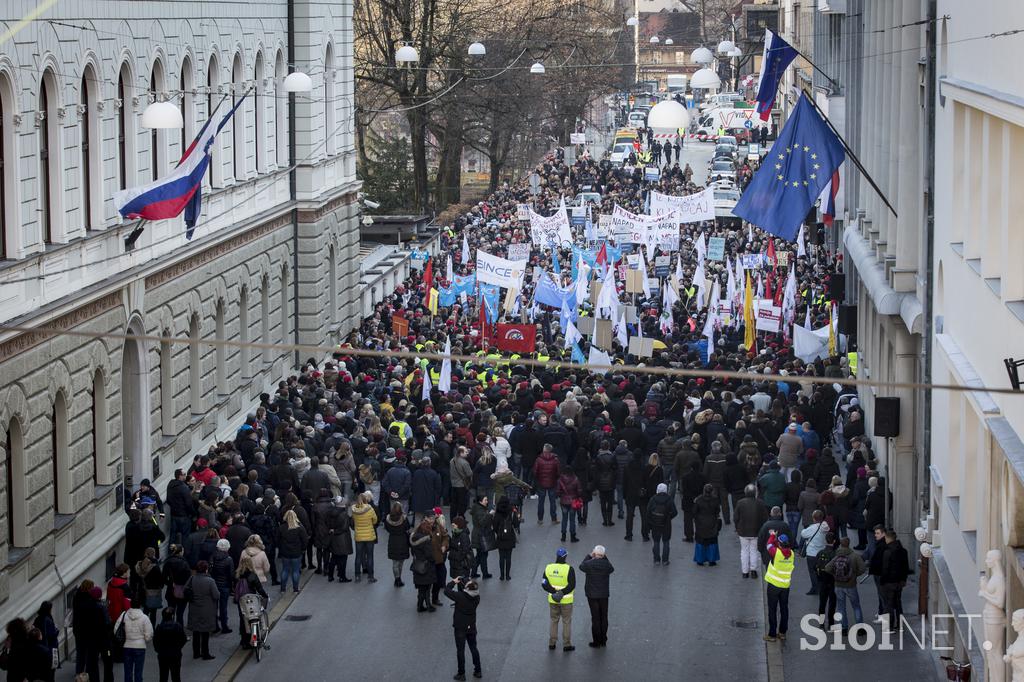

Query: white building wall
left=0, top=0, right=361, bottom=634
left=929, top=3, right=1024, bottom=677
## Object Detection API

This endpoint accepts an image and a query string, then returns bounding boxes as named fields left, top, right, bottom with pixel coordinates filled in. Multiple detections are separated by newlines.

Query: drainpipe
left=288, top=0, right=300, bottom=370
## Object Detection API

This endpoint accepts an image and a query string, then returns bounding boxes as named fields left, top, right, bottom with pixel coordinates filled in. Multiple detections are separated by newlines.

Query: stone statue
left=1003, top=609, right=1024, bottom=682
left=981, top=549, right=1007, bottom=682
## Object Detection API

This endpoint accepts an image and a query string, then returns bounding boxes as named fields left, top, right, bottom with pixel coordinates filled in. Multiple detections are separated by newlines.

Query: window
left=280, top=267, right=289, bottom=350
left=159, top=331, right=174, bottom=435
left=189, top=314, right=202, bottom=414
left=206, top=56, right=221, bottom=188
left=80, top=69, right=100, bottom=231
left=231, top=54, right=244, bottom=182
left=92, top=370, right=109, bottom=485
left=1, top=72, right=11, bottom=258
left=150, top=60, right=167, bottom=181
left=329, top=245, right=338, bottom=322
left=5, top=419, right=26, bottom=547
left=261, top=276, right=271, bottom=364
left=325, top=45, right=336, bottom=156
left=52, top=393, right=70, bottom=514
left=275, top=50, right=287, bottom=167
left=117, top=64, right=133, bottom=192
left=39, top=71, right=59, bottom=244
left=215, top=300, right=226, bottom=394
left=254, top=53, right=265, bottom=173
left=239, top=286, right=250, bottom=377
left=793, top=4, right=801, bottom=42
left=179, top=57, right=194, bottom=161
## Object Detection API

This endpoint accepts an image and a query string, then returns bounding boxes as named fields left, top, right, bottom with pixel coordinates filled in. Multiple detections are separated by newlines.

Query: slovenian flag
left=818, top=169, right=840, bottom=226
left=754, top=29, right=798, bottom=122
left=114, top=92, right=247, bottom=238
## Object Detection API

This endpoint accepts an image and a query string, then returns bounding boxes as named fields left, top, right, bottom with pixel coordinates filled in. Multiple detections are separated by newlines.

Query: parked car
left=727, top=127, right=752, bottom=144
left=714, top=187, right=742, bottom=226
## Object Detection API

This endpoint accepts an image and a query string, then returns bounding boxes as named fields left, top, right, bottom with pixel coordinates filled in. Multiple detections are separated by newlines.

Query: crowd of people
left=0, top=130, right=909, bottom=682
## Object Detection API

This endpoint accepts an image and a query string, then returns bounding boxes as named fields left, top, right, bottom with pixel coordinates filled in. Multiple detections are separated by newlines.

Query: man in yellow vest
left=542, top=547, right=576, bottom=652
left=763, top=532, right=795, bottom=642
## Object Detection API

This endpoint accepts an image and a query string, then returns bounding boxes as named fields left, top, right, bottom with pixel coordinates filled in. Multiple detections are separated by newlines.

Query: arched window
left=325, top=44, right=336, bottom=156
left=5, top=419, right=26, bottom=547
left=239, top=286, right=250, bottom=377
left=206, top=56, right=221, bottom=188
left=159, top=330, right=174, bottom=435
left=179, top=57, right=194, bottom=161
left=189, top=313, right=202, bottom=414
left=280, top=267, right=289, bottom=351
left=117, top=63, right=134, bottom=192
left=215, top=300, right=226, bottom=394
left=329, top=245, right=338, bottom=322
left=274, top=50, right=287, bottom=167
left=231, top=53, right=244, bottom=182
left=39, top=69, right=60, bottom=245
left=1, top=71, right=13, bottom=259
left=92, top=370, right=110, bottom=486
left=150, top=59, right=166, bottom=181
left=261, top=275, right=270, bottom=364
left=254, top=52, right=265, bottom=174
left=52, top=392, right=70, bottom=514
left=80, top=68, right=100, bottom=231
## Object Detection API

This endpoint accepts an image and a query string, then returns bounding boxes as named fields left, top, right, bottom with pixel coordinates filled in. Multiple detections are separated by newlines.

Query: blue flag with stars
left=732, top=95, right=844, bottom=241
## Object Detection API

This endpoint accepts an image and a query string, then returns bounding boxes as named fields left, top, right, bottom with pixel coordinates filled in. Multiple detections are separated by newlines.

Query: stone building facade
left=0, top=0, right=360, bottom=628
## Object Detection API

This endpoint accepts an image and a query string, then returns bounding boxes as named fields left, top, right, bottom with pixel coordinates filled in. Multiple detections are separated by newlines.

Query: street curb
left=761, top=580, right=785, bottom=682
left=212, top=569, right=315, bottom=682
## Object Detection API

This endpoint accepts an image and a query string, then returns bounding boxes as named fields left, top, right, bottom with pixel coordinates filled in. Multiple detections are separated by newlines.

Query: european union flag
left=732, top=95, right=844, bottom=241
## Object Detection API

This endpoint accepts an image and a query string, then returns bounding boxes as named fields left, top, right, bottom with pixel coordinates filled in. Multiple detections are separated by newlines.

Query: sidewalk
left=769, top=567, right=939, bottom=681
left=56, top=570, right=312, bottom=682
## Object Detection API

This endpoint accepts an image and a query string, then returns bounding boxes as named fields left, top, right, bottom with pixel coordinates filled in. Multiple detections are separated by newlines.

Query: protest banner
left=644, top=166, right=661, bottom=182
left=507, top=243, right=531, bottom=262
left=741, top=253, right=765, bottom=269
left=707, top=237, right=726, bottom=261
left=649, top=188, right=715, bottom=223
left=476, top=250, right=527, bottom=289
left=628, top=336, right=655, bottom=358
left=569, top=132, right=586, bottom=145
left=529, top=203, right=572, bottom=247
left=494, top=323, right=536, bottom=353
left=755, top=299, right=782, bottom=333
left=776, top=251, right=790, bottom=266
left=516, top=204, right=530, bottom=222
left=654, top=255, right=671, bottom=278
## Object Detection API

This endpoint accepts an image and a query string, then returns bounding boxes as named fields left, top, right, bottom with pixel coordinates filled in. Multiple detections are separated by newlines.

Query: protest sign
left=628, top=337, right=655, bottom=358
left=649, top=188, right=715, bottom=223
left=569, top=132, right=586, bottom=145
left=776, top=251, right=790, bottom=267
left=516, top=204, right=530, bottom=222
left=529, top=203, right=572, bottom=247
left=392, top=315, right=409, bottom=337
left=507, top=243, right=531, bottom=262
left=570, top=206, right=587, bottom=226
left=707, top=237, right=726, bottom=261
left=740, top=253, right=765, bottom=269
left=594, top=319, right=613, bottom=349
left=644, top=166, right=661, bottom=182
left=476, top=250, right=527, bottom=289
left=655, top=255, right=671, bottom=278
left=755, top=299, right=782, bottom=333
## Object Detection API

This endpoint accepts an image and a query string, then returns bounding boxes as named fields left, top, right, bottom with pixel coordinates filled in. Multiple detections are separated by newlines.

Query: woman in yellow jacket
left=351, top=492, right=379, bottom=582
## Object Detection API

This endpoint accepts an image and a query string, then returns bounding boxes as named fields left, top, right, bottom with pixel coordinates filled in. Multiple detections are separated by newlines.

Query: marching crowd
left=0, top=137, right=910, bottom=682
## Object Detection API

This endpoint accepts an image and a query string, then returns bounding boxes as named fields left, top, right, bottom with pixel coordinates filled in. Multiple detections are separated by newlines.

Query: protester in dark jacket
left=153, top=607, right=187, bottom=682
left=579, top=546, right=615, bottom=647
left=448, top=516, right=475, bottom=579
left=646, top=484, right=678, bottom=564
left=209, top=539, right=234, bottom=634
left=878, top=531, right=911, bottom=631
left=443, top=578, right=482, bottom=679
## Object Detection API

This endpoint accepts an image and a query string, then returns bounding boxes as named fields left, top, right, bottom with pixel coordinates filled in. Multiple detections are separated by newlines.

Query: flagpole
left=803, top=94, right=898, bottom=219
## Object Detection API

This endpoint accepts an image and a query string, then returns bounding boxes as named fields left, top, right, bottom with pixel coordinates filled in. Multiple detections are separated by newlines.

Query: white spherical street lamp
left=626, top=16, right=638, bottom=27
left=691, top=47, right=714, bottom=65
left=395, top=44, right=420, bottom=63
left=647, top=99, right=690, bottom=131
left=690, top=67, right=721, bottom=90
left=649, top=36, right=660, bottom=44
left=468, top=42, right=486, bottom=56
left=717, top=40, right=736, bottom=54
left=665, top=38, right=674, bottom=45
left=530, top=62, right=546, bottom=75
left=282, top=71, right=313, bottom=93
left=141, top=100, right=184, bottom=129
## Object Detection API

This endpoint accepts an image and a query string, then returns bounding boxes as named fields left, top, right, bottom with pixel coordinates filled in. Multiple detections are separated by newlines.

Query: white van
left=627, top=111, right=647, bottom=129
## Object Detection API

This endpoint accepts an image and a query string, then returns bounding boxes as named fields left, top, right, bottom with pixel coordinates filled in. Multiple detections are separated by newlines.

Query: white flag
left=563, top=319, right=582, bottom=349
left=693, top=260, right=706, bottom=310
left=804, top=305, right=811, bottom=329
left=695, top=232, right=707, bottom=264
left=596, top=262, right=619, bottom=319
left=756, top=275, right=764, bottom=299
left=615, top=313, right=628, bottom=348
left=638, top=249, right=652, bottom=298
left=663, top=281, right=679, bottom=310
left=462, top=234, right=470, bottom=264
left=421, top=368, right=432, bottom=401
left=702, top=281, right=721, bottom=364
left=588, top=346, right=612, bottom=370
left=797, top=225, right=807, bottom=258
left=446, top=254, right=454, bottom=282
left=438, top=337, right=452, bottom=393
left=782, top=267, right=797, bottom=333
left=748, top=223, right=753, bottom=242
left=726, top=258, right=737, bottom=308
left=575, top=256, right=590, bottom=304
left=675, top=254, right=685, bottom=293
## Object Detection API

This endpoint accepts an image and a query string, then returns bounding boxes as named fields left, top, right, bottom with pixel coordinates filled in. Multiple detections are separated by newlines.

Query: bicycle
left=940, top=655, right=972, bottom=682
left=239, top=593, right=270, bottom=662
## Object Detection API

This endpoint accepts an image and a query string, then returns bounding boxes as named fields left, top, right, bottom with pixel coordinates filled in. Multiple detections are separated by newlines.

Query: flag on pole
left=563, top=319, right=582, bottom=349
left=446, top=254, right=454, bottom=283
left=427, top=287, right=439, bottom=316
left=732, top=95, right=845, bottom=241
left=438, top=337, right=452, bottom=393
left=423, top=258, right=434, bottom=292
left=828, top=302, right=837, bottom=356
left=663, top=281, right=679, bottom=311
left=703, top=281, right=721, bottom=364
left=674, top=254, right=684, bottom=295
left=695, top=232, right=707, bottom=263
left=615, top=313, right=628, bottom=348
left=692, top=260, right=706, bottom=310
left=462, top=234, right=470, bottom=264
left=575, top=262, right=590, bottom=305
left=754, top=29, right=799, bottom=121
left=421, top=368, right=432, bottom=401
left=804, top=304, right=811, bottom=329
left=818, top=169, right=840, bottom=226
left=638, top=249, right=652, bottom=298
left=797, top=225, right=807, bottom=258
left=744, top=273, right=756, bottom=351
left=571, top=342, right=586, bottom=365
left=552, top=249, right=561, bottom=275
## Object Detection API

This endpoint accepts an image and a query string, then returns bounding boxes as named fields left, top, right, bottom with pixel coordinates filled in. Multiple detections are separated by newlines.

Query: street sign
left=744, top=120, right=753, bottom=129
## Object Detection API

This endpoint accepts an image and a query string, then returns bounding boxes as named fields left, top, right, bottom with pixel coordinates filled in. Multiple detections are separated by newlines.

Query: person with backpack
left=493, top=497, right=520, bottom=581
left=448, top=516, right=475, bottom=580
left=822, top=536, right=867, bottom=634
left=646, top=483, right=678, bottom=565
left=556, top=466, right=583, bottom=543
left=814, top=532, right=839, bottom=631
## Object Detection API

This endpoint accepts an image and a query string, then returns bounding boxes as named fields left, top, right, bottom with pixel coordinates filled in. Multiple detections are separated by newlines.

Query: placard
left=577, top=316, right=596, bottom=335
left=623, top=304, right=638, bottom=324
left=740, top=253, right=765, bottom=269
left=755, top=299, right=782, bottom=333
left=507, top=243, right=531, bottom=262
left=625, top=270, right=645, bottom=294
left=516, top=204, right=530, bottom=222
left=654, top=255, right=671, bottom=278
left=776, top=251, right=790, bottom=266
left=707, top=237, right=726, bottom=261
left=644, top=166, right=661, bottom=181
left=570, top=206, right=587, bottom=226
left=628, top=336, right=655, bottom=358
left=590, top=281, right=602, bottom=307
left=570, top=132, right=587, bottom=145
left=649, top=187, right=715, bottom=223
left=392, top=315, right=409, bottom=338
left=627, top=254, right=640, bottom=270
left=594, top=319, right=613, bottom=349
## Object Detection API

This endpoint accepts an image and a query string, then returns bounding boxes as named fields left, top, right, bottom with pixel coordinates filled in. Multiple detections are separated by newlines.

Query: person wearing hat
left=646, top=483, right=678, bottom=565
left=578, top=546, right=614, bottom=648
left=542, top=547, right=576, bottom=652
left=444, top=576, right=482, bottom=680
left=763, top=531, right=795, bottom=642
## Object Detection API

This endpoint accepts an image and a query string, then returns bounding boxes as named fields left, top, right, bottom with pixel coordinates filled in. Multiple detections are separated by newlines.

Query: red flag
left=596, top=243, right=608, bottom=266
left=765, top=271, right=774, bottom=300
left=479, top=301, right=488, bottom=345
left=422, top=258, right=433, bottom=292
left=495, top=324, right=536, bottom=354
left=766, top=239, right=777, bottom=270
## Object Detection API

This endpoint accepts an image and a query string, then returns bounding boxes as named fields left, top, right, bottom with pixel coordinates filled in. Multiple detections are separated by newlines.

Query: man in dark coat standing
left=646, top=483, right=678, bottom=565
left=411, top=456, right=443, bottom=526
left=878, top=529, right=910, bottom=632
left=579, top=546, right=615, bottom=647
left=757, top=507, right=791, bottom=566
left=165, top=469, right=195, bottom=546
left=444, top=577, right=482, bottom=680
left=734, top=485, right=768, bottom=579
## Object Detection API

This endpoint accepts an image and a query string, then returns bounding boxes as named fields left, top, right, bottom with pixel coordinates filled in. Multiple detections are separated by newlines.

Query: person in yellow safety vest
left=391, top=417, right=412, bottom=443
left=543, top=547, right=576, bottom=652
left=847, top=352, right=858, bottom=376
left=763, top=532, right=795, bottom=642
